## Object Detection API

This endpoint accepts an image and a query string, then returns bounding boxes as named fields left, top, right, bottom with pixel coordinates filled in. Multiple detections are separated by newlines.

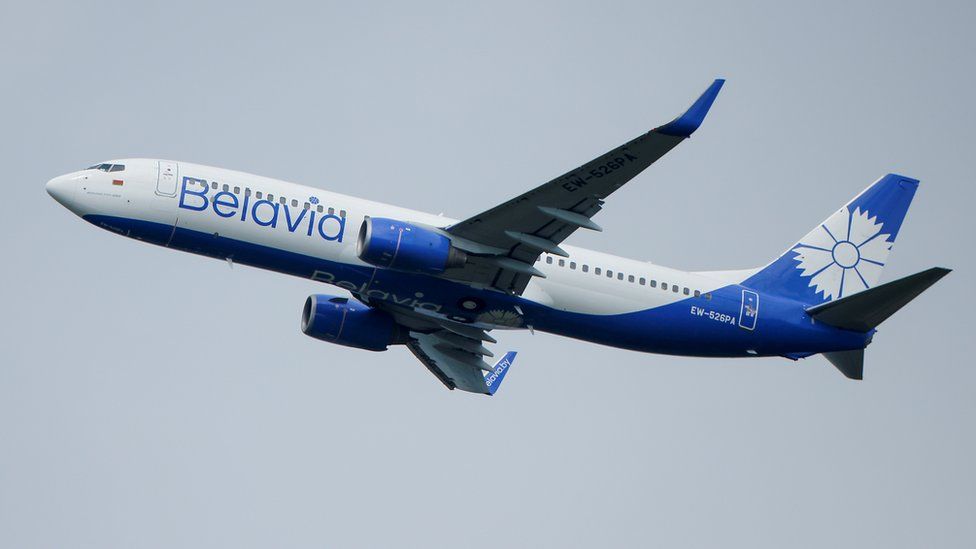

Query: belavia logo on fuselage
left=178, top=176, right=345, bottom=242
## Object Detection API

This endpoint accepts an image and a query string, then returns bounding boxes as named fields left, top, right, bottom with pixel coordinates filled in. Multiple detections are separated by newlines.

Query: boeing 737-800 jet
left=47, top=80, right=949, bottom=395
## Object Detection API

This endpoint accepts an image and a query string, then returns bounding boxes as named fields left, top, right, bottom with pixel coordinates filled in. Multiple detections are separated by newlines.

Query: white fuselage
left=49, top=158, right=734, bottom=320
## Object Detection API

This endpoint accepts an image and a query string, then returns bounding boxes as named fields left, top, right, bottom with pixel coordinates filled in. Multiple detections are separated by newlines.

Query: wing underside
left=406, top=332, right=494, bottom=393
left=375, top=302, right=516, bottom=394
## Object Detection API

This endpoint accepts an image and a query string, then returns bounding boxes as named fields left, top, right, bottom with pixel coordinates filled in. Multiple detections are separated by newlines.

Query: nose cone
left=46, top=174, right=77, bottom=209
left=46, top=174, right=90, bottom=217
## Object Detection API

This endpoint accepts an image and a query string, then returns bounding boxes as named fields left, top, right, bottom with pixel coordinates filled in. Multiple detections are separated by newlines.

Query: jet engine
left=357, top=217, right=466, bottom=274
left=301, top=295, right=406, bottom=351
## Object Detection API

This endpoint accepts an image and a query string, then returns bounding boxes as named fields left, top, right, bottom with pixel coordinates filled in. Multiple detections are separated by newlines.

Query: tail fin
left=744, top=174, right=919, bottom=305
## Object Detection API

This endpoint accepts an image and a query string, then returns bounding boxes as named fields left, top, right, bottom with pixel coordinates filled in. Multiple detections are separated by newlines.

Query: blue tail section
left=484, top=351, right=517, bottom=395
left=744, top=174, right=919, bottom=305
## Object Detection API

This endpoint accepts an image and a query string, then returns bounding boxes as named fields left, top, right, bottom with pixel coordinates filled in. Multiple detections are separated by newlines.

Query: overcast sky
left=2, top=1, right=974, bottom=547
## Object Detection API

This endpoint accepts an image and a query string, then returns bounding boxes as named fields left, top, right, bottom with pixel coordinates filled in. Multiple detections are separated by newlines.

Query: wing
left=443, top=79, right=724, bottom=294
left=375, top=302, right=517, bottom=395
left=407, top=337, right=517, bottom=395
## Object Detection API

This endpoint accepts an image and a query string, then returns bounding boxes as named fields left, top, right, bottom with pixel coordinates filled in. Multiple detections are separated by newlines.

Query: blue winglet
left=484, top=351, right=517, bottom=395
left=655, top=79, right=725, bottom=138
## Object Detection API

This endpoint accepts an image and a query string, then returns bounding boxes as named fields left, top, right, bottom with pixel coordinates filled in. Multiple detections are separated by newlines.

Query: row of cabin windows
left=544, top=255, right=710, bottom=299
left=203, top=180, right=346, bottom=217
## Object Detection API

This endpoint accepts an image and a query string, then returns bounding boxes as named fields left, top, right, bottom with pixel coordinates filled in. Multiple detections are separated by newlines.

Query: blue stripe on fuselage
left=83, top=214, right=870, bottom=358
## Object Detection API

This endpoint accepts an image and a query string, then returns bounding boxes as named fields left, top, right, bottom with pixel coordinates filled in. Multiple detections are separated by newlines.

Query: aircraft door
left=156, top=161, right=179, bottom=196
left=738, top=289, right=759, bottom=331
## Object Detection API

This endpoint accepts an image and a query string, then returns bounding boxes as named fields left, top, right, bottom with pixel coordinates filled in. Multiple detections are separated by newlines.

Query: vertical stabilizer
left=744, top=174, right=919, bottom=305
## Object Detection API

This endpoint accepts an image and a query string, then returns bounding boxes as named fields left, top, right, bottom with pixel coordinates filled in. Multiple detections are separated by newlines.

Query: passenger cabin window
left=211, top=182, right=218, bottom=189
left=328, top=207, right=335, bottom=215
left=606, top=270, right=613, bottom=278
left=570, top=262, right=576, bottom=270
left=279, top=197, right=286, bottom=205
left=651, top=280, right=657, bottom=288
left=267, top=194, right=274, bottom=201
left=304, top=202, right=310, bottom=210
left=639, top=277, right=646, bottom=285
left=595, top=267, right=601, bottom=275
left=683, top=287, right=690, bottom=295
left=317, top=205, right=324, bottom=213
left=222, top=184, right=229, bottom=192
left=673, top=285, right=679, bottom=293
left=694, top=290, right=701, bottom=297
left=291, top=199, right=299, bottom=207
left=582, top=265, right=589, bottom=273
left=256, top=191, right=263, bottom=199
left=339, top=210, right=347, bottom=218
left=546, top=257, right=553, bottom=264
left=617, top=272, right=624, bottom=281
left=234, top=186, right=241, bottom=194
left=628, top=275, right=635, bottom=283
left=662, top=283, right=668, bottom=291
left=558, top=259, right=565, bottom=267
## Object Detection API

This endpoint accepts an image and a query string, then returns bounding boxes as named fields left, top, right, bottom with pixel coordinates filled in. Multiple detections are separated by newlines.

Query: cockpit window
left=86, top=163, right=125, bottom=172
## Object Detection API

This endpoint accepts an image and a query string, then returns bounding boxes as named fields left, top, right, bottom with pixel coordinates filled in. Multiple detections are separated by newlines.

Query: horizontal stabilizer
left=807, top=267, right=950, bottom=332
left=823, top=349, right=865, bottom=380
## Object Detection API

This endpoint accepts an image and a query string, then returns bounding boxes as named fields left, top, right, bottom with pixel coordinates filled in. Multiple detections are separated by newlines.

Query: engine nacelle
left=301, top=295, right=405, bottom=351
left=357, top=217, right=466, bottom=274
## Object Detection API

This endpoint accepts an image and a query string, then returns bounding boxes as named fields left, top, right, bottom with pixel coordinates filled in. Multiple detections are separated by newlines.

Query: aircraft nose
left=46, top=174, right=77, bottom=208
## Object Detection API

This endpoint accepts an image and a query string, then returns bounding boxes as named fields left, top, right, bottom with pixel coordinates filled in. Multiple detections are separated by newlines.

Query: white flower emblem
left=792, top=207, right=892, bottom=301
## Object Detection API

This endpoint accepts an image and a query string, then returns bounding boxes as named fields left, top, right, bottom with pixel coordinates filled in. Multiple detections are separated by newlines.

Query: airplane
left=46, top=79, right=950, bottom=395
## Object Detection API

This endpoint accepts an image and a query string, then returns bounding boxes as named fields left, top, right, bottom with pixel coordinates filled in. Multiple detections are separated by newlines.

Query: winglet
left=483, top=351, right=517, bottom=395
left=655, top=78, right=725, bottom=138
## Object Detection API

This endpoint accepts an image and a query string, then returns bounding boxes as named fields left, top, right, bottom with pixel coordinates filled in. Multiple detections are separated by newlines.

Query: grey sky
left=2, top=1, right=974, bottom=547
